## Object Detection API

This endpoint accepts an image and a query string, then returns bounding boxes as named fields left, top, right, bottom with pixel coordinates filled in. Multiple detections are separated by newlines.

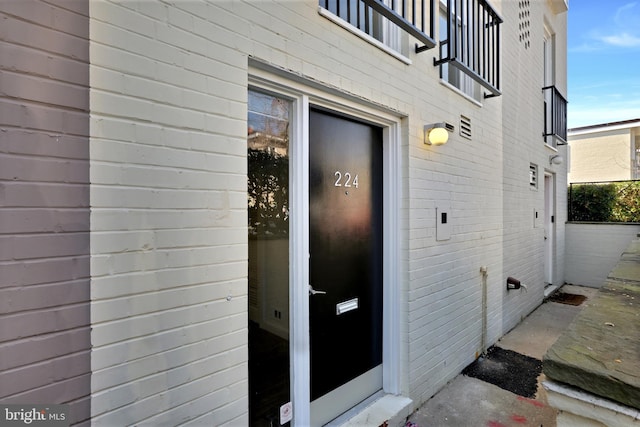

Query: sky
left=567, top=1, right=640, bottom=128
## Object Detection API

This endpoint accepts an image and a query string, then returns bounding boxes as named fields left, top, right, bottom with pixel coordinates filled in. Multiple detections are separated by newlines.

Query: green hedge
left=569, top=181, right=640, bottom=222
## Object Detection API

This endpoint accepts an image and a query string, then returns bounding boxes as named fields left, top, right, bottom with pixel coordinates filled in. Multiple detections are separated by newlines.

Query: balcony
left=319, top=0, right=436, bottom=52
left=543, top=85, right=568, bottom=146
left=435, top=0, right=503, bottom=98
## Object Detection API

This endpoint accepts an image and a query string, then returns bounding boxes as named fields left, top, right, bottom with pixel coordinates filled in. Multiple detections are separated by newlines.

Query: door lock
left=309, top=285, right=327, bottom=296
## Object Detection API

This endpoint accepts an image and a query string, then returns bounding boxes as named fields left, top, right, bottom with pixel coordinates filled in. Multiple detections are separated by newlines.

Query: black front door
left=308, top=108, right=383, bottom=422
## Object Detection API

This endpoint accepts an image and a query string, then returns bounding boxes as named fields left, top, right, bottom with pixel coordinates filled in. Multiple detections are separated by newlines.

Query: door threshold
left=327, top=393, right=413, bottom=427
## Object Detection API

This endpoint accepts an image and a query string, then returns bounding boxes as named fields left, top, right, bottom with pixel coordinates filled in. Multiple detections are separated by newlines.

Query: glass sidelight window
left=248, top=90, right=291, bottom=426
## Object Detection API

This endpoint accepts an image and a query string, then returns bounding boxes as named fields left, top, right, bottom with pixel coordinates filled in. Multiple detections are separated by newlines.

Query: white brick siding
left=89, top=1, right=248, bottom=424
left=500, top=0, right=568, bottom=333
left=87, top=0, right=567, bottom=421
left=2, top=0, right=567, bottom=424
left=0, top=0, right=91, bottom=425
left=566, top=223, right=640, bottom=287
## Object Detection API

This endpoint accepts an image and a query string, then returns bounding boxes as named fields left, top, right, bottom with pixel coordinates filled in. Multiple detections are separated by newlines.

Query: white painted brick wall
left=566, top=223, right=640, bottom=287
left=499, top=0, right=568, bottom=335
left=555, top=159, right=569, bottom=285
left=0, top=1, right=91, bottom=425
left=89, top=0, right=249, bottom=424
left=85, top=0, right=568, bottom=423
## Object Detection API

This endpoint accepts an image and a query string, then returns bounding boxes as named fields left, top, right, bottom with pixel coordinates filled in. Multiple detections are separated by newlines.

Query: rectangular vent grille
left=529, top=163, right=538, bottom=188
left=460, top=115, right=472, bottom=139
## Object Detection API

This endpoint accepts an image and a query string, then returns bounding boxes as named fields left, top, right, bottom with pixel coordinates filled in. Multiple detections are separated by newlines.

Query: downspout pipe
left=480, top=266, right=488, bottom=357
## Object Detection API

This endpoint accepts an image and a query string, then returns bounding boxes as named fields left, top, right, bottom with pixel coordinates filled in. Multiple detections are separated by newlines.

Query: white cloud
left=614, top=2, right=639, bottom=25
left=567, top=2, right=640, bottom=127
left=568, top=42, right=601, bottom=53
left=600, top=32, right=640, bottom=47
left=584, top=3, right=640, bottom=49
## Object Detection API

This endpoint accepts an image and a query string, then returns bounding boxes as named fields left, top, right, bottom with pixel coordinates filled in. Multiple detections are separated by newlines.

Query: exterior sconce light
left=549, top=154, right=563, bottom=165
left=424, top=123, right=452, bottom=146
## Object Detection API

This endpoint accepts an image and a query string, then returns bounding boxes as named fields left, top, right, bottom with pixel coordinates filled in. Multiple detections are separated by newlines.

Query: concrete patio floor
left=406, top=285, right=599, bottom=427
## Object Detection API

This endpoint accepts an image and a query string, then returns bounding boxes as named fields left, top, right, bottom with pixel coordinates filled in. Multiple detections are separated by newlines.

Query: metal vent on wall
left=529, top=163, right=538, bottom=188
left=460, top=115, right=472, bottom=139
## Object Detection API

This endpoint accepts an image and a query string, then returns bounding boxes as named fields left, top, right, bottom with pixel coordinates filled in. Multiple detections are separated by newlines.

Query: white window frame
left=543, top=25, right=555, bottom=87
left=318, top=1, right=410, bottom=64
left=249, top=62, right=403, bottom=426
left=543, top=25, right=557, bottom=148
left=438, top=0, right=482, bottom=102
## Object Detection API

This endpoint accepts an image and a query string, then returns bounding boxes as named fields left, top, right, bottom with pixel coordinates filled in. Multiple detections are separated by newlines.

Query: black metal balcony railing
left=543, top=85, right=568, bottom=144
left=320, top=0, right=436, bottom=51
left=435, top=0, right=503, bottom=98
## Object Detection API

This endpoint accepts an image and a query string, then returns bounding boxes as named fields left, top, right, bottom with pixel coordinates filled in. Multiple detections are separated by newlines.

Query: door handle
left=309, top=285, right=327, bottom=296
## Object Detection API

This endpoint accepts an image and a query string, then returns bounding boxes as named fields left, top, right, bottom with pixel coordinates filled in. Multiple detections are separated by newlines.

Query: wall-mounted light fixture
left=549, top=154, right=563, bottom=165
left=424, top=123, right=453, bottom=146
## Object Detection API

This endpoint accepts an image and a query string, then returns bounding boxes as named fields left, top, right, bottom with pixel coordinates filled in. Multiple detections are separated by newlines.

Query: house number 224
left=334, top=171, right=359, bottom=188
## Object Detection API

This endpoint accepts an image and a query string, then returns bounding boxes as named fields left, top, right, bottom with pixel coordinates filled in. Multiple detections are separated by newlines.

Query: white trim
left=330, top=394, right=413, bottom=426
left=291, top=93, right=311, bottom=426
left=382, top=122, right=401, bottom=395
left=439, top=79, right=483, bottom=107
left=544, top=172, right=555, bottom=285
left=311, top=366, right=383, bottom=426
left=544, top=142, right=559, bottom=152
left=548, top=0, right=568, bottom=14
left=318, top=6, right=412, bottom=65
left=568, top=120, right=640, bottom=137
left=543, top=25, right=555, bottom=87
left=249, top=64, right=404, bottom=426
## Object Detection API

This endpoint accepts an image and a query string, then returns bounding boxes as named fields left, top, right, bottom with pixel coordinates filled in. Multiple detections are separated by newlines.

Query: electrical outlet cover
left=436, top=203, right=451, bottom=241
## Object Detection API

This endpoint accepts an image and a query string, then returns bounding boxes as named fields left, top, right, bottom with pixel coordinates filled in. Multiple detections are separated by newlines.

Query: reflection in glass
left=248, top=90, right=291, bottom=426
